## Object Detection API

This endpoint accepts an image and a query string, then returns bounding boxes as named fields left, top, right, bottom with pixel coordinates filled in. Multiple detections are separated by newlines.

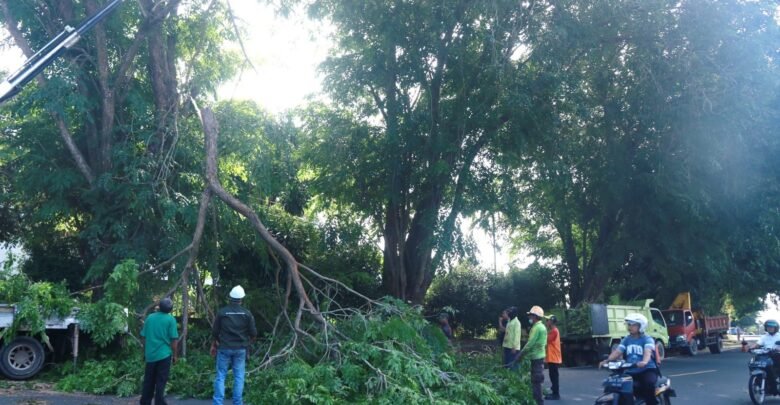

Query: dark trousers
left=769, top=352, right=780, bottom=393
left=631, top=369, right=658, bottom=405
left=548, top=362, right=560, bottom=395
left=531, top=358, right=545, bottom=405
left=503, top=348, right=518, bottom=370
left=140, top=356, right=171, bottom=405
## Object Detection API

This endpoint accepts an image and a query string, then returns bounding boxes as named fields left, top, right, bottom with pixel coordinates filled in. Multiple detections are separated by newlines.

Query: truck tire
left=0, top=336, right=46, bottom=380
left=709, top=335, right=723, bottom=354
left=686, top=339, right=698, bottom=356
left=655, top=340, right=665, bottom=362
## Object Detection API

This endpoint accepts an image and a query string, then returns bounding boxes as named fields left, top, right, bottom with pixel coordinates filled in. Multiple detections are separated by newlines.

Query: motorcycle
left=748, top=346, right=780, bottom=404
left=594, top=360, right=676, bottom=405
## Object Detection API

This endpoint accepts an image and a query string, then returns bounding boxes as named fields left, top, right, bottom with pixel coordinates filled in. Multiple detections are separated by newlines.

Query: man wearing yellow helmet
left=515, top=305, right=548, bottom=404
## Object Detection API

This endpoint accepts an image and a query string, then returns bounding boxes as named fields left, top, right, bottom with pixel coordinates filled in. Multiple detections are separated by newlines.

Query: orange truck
left=661, top=292, right=729, bottom=356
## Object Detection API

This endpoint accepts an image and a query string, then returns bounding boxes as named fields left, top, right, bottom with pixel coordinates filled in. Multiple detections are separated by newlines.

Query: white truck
left=0, top=304, right=81, bottom=380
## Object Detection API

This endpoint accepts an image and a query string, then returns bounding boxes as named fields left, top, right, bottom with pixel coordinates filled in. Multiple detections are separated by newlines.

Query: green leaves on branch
left=0, top=272, right=73, bottom=344
left=0, top=260, right=139, bottom=347
left=76, top=302, right=128, bottom=348
left=51, top=299, right=533, bottom=403
left=104, top=259, right=139, bottom=306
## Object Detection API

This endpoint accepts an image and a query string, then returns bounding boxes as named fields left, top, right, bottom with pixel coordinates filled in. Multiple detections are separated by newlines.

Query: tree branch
left=193, top=102, right=327, bottom=328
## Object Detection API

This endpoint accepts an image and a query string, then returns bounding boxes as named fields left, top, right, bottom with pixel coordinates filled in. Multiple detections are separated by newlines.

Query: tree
left=500, top=0, right=780, bottom=306
left=0, top=0, right=240, bottom=289
left=303, top=0, right=556, bottom=303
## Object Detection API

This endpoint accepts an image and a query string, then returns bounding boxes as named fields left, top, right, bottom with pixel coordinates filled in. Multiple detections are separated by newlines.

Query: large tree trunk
left=557, top=219, right=584, bottom=306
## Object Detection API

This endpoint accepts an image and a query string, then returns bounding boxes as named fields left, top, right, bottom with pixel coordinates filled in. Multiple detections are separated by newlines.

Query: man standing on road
left=502, top=306, right=522, bottom=370
left=516, top=305, right=548, bottom=405
left=544, top=315, right=562, bottom=401
left=211, top=285, right=257, bottom=405
left=140, top=298, right=179, bottom=405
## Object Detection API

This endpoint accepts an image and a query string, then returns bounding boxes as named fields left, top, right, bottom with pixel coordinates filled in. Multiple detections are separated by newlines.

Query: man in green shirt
left=502, top=306, right=522, bottom=370
left=140, top=298, right=179, bottom=405
left=517, top=305, right=548, bottom=405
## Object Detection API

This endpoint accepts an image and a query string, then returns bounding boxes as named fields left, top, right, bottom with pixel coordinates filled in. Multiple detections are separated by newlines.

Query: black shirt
left=212, top=304, right=257, bottom=349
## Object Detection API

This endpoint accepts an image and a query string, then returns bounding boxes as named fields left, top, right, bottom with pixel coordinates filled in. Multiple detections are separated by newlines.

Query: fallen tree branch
left=193, top=102, right=326, bottom=328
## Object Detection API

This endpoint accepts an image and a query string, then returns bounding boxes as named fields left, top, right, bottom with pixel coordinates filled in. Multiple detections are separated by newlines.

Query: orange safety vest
left=546, top=326, right=562, bottom=364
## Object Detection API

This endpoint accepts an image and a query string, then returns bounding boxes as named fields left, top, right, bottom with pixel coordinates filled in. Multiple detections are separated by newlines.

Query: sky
left=216, top=2, right=332, bottom=114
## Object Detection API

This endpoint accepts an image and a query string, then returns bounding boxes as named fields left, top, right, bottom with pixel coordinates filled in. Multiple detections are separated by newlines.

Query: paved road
left=0, top=346, right=770, bottom=404
left=0, top=390, right=210, bottom=405
left=552, top=347, right=774, bottom=404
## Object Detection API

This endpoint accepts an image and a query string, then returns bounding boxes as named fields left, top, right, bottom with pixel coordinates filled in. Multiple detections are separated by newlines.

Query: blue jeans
left=213, top=348, right=246, bottom=405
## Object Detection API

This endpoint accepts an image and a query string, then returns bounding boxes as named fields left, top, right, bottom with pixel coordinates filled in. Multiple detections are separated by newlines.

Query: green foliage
left=54, top=356, right=142, bottom=397
left=103, top=260, right=139, bottom=306
left=304, top=0, right=544, bottom=301
left=49, top=300, right=534, bottom=404
left=0, top=272, right=74, bottom=343
left=246, top=299, right=530, bottom=404
left=0, top=261, right=134, bottom=347
left=52, top=333, right=214, bottom=398
left=500, top=0, right=780, bottom=307
left=427, top=263, right=564, bottom=337
left=74, top=261, right=138, bottom=347
left=76, top=302, right=128, bottom=348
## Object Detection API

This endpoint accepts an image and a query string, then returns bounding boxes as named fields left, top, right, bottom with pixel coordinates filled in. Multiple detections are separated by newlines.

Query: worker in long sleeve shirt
left=502, top=306, right=522, bottom=370
left=517, top=306, right=548, bottom=405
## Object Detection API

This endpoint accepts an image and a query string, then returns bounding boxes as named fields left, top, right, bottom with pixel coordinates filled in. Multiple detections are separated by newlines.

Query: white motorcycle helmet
left=624, top=313, right=648, bottom=333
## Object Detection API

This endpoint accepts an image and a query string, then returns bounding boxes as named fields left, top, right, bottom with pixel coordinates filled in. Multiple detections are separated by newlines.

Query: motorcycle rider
left=748, top=319, right=780, bottom=393
left=599, top=313, right=659, bottom=405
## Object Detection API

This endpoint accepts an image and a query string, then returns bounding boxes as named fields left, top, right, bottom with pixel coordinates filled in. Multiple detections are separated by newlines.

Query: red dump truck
left=661, top=292, right=729, bottom=356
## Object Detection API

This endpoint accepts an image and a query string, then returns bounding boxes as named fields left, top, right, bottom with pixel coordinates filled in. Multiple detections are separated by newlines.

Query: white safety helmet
left=624, top=313, right=648, bottom=333
left=229, top=285, right=246, bottom=299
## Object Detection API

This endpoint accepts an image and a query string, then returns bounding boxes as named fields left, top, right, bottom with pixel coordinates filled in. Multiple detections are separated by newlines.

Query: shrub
left=427, top=262, right=565, bottom=337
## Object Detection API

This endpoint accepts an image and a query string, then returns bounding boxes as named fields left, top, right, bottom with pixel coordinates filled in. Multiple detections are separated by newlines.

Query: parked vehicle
left=594, top=360, right=675, bottom=405
left=0, top=304, right=81, bottom=380
left=747, top=344, right=780, bottom=404
left=552, top=300, right=669, bottom=367
left=661, top=292, right=729, bottom=356
left=729, top=327, right=744, bottom=335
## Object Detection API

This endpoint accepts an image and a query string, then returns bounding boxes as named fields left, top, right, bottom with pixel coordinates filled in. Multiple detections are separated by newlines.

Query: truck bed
left=703, top=315, right=729, bottom=333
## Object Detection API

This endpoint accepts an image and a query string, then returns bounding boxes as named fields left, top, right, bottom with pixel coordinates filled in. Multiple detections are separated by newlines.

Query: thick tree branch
left=194, top=103, right=326, bottom=327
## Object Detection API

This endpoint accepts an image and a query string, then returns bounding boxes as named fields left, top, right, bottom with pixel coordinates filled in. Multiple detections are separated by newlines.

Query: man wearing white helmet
left=211, top=285, right=257, bottom=405
left=599, top=313, right=659, bottom=405
left=747, top=319, right=780, bottom=394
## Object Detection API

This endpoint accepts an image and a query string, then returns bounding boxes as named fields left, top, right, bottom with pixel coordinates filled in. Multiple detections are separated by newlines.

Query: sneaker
left=544, top=394, right=560, bottom=400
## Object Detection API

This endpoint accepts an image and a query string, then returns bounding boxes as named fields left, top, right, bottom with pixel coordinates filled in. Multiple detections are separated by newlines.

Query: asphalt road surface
left=0, top=345, right=769, bottom=404
left=552, top=347, right=772, bottom=404
left=0, top=389, right=211, bottom=405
